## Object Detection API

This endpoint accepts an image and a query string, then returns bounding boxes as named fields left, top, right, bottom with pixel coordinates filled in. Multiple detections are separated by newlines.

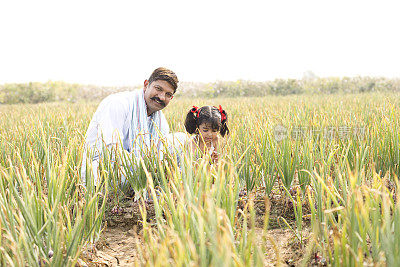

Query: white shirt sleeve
left=82, top=94, right=131, bottom=186
left=85, top=94, right=130, bottom=155
left=166, top=132, right=190, bottom=167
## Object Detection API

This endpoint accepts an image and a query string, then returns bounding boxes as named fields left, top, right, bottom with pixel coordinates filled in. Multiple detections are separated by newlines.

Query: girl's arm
left=210, top=136, right=219, bottom=164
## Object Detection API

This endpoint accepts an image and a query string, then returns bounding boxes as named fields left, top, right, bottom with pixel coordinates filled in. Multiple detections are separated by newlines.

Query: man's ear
left=143, top=80, right=149, bottom=91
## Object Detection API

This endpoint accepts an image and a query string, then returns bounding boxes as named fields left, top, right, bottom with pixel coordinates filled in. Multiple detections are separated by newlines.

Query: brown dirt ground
left=80, top=189, right=317, bottom=266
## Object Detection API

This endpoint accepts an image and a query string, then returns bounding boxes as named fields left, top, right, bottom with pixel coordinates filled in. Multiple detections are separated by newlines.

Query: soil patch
left=81, top=189, right=313, bottom=266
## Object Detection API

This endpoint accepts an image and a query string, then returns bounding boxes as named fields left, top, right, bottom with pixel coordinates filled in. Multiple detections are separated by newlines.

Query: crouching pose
left=81, top=67, right=179, bottom=186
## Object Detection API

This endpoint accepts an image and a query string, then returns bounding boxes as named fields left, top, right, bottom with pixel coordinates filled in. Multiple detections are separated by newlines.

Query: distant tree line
left=181, top=76, right=400, bottom=98
left=1, top=76, right=399, bottom=104
left=0, top=81, right=139, bottom=104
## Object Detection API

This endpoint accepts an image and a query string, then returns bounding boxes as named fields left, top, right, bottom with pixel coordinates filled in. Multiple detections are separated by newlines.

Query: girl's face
left=197, top=123, right=219, bottom=145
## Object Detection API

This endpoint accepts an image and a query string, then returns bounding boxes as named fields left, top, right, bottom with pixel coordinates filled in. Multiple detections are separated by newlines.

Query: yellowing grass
left=0, top=92, right=399, bottom=266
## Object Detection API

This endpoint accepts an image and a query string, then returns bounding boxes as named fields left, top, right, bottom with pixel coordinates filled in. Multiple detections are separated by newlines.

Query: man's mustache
left=150, top=96, right=166, bottom=107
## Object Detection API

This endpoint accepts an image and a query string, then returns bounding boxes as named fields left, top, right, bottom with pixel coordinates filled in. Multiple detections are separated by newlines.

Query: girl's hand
left=211, top=150, right=219, bottom=164
left=210, top=136, right=219, bottom=163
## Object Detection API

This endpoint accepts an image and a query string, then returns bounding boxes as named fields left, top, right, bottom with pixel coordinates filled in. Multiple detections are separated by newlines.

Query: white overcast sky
left=0, top=0, right=399, bottom=86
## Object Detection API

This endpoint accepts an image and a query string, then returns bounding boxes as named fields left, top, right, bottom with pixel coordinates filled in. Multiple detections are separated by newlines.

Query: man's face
left=143, top=79, right=175, bottom=115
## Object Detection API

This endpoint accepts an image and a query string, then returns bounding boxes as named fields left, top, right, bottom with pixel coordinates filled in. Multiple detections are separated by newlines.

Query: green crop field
left=0, top=92, right=399, bottom=266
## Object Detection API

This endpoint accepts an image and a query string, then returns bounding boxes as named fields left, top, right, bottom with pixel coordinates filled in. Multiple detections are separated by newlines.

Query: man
left=81, top=67, right=178, bottom=185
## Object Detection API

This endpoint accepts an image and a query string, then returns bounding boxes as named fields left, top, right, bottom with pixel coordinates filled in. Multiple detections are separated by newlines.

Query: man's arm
left=86, top=93, right=131, bottom=152
left=82, top=94, right=130, bottom=185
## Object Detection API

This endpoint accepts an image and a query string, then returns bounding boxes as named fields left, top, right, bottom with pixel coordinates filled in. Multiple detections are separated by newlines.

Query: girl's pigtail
left=218, top=105, right=230, bottom=137
left=184, top=106, right=199, bottom=134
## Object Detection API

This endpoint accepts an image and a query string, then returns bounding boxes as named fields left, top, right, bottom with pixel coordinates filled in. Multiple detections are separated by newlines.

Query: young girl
left=167, top=105, right=229, bottom=165
left=184, top=105, right=229, bottom=163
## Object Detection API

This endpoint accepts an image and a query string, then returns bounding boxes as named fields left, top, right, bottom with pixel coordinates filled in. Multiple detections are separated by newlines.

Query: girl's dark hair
left=184, top=106, right=230, bottom=137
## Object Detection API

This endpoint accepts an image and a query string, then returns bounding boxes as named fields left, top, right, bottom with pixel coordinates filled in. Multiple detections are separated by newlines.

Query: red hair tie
left=218, top=105, right=226, bottom=122
left=191, top=106, right=200, bottom=118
